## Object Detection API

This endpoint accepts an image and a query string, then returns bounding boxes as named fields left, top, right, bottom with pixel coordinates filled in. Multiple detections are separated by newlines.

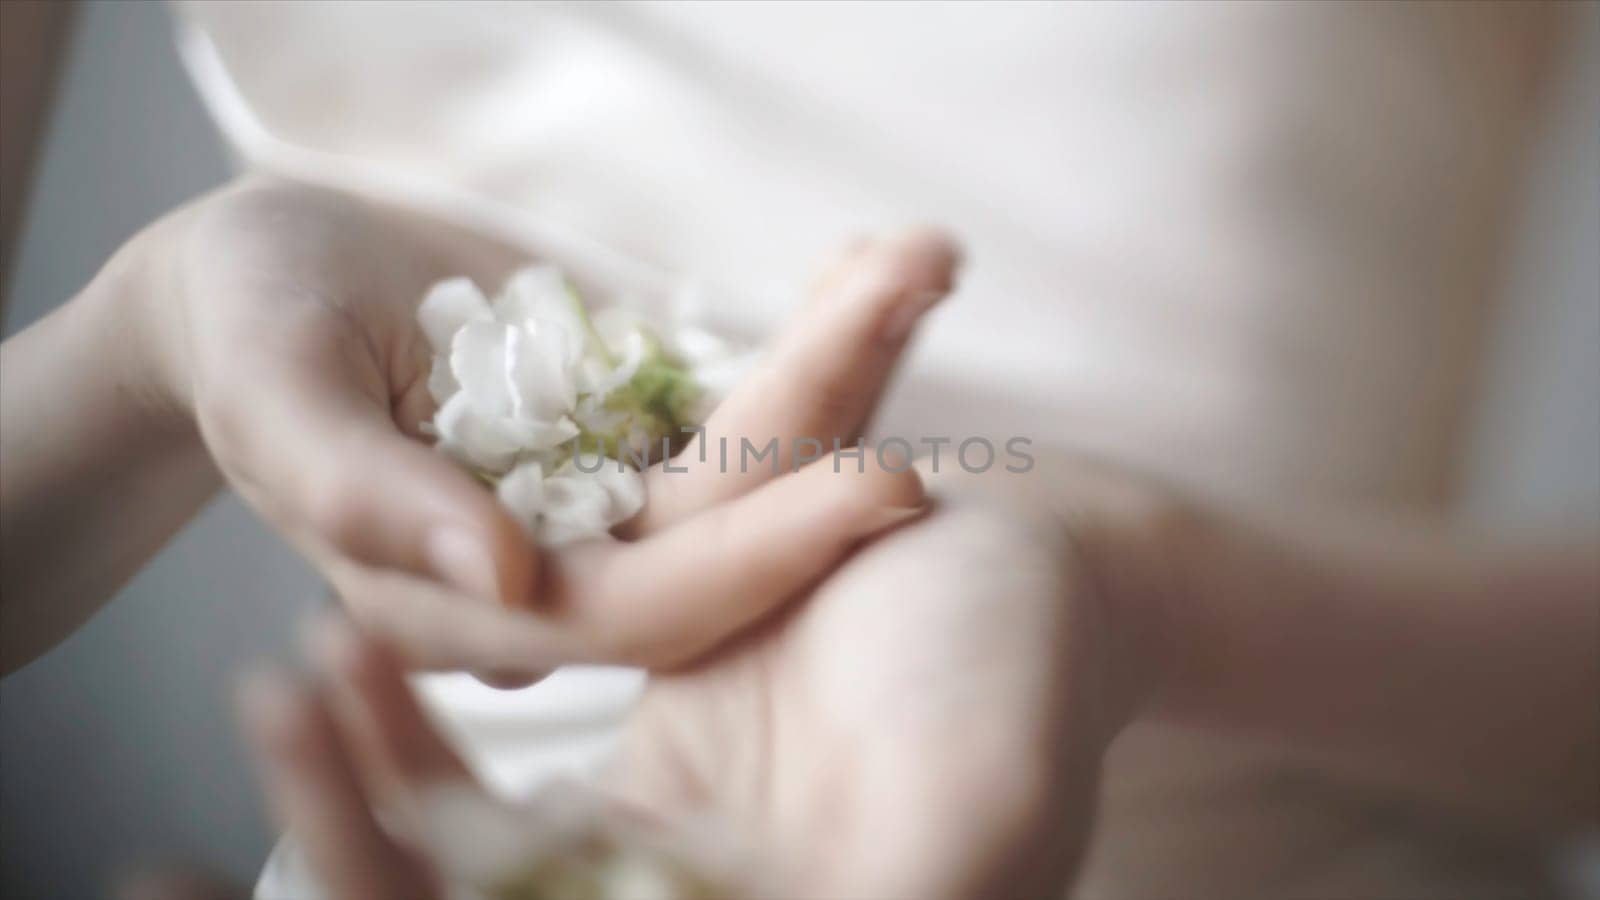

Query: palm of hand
left=610, top=478, right=1107, bottom=898
left=244, top=475, right=1127, bottom=899
left=176, top=178, right=505, bottom=483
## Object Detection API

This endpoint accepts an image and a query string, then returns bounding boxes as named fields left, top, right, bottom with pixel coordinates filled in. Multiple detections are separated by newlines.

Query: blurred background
left=1, top=4, right=319, bottom=897
left=1, top=1, right=1596, bottom=898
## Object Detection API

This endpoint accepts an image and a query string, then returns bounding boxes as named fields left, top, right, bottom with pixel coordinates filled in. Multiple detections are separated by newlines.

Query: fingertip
left=856, top=504, right=929, bottom=540
left=863, top=229, right=961, bottom=341
left=867, top=454, right=927, bottom=509
left=891, top=225, right=963, bottom=278
left=579, top=454, right=932, bottom=668
left=874, top=437, right=919, bottom=475
left=828, top=447, right=927, bottom=505
left=304, top=432, right=539, bottom=610
left=815, top=227, right=961, bottom=313
left=877, top=227, right=961, bottom=305
left=433, top=484, right=542, bottom=609
left=471, top=668, right=548, bottom=690
left=791, top=453, right=927, bottom=535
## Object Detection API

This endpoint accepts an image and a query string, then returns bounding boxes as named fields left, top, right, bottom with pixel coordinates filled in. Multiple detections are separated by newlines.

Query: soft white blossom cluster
left=418, top=266, right=746, bottom=546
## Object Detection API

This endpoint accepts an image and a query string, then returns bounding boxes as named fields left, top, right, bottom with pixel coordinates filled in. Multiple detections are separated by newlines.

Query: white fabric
left=172, top=2, right=1593, bottom=897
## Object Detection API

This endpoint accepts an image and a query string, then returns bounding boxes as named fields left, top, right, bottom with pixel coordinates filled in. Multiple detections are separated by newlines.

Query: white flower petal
left=573, top=357, right=604, bottom=397
left=495, top=461, right=546, bottom=533
left=573, top=328, right=645, bottom=400
left=585, top=456, right=646, bottom=522
left=526, top=458, right=645, bottom=546
left=493, top=265, right=563, bottom=321
left=572, top=396, right=628, bottom=440
left=450, top=319, right=515, bottom=417
left=610, top=330, right=649, bottom=389
left=592, top=307, right=648, bottom=350
left=666, top=325, right=731, bottom=367
left=525, top=415, right=581, bottom=451
left=426, top=354, right=458, bottom=405
left=418, top=277, right=490, bottom=354
left=434, top=392, right=522, bottom=473
left=538, top=476, right=615, bottom=546
left=508, top=319, right=578, bottom=420
left=496, top=266, right=590, bottom=364
left=420, top=265, right=756, bottom=550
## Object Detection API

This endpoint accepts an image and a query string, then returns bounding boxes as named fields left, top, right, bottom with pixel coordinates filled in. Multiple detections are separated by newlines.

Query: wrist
left=72, top=209, right=205, bottom=442
left=921, top=452, right=1205, bottom=739
left=0, top=215, right=221, bottom=660
left=1001, top=449, right=1215, bottom=739
left=1061, top=481, right=1202, bottom=734
left=1111, top=491, right=1278, bottom=731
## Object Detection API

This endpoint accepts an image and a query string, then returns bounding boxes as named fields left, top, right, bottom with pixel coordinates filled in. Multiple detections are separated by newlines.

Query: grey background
left=1, top=3, right=320, bottom=898
left=0, top=1, right=1595, bottom=899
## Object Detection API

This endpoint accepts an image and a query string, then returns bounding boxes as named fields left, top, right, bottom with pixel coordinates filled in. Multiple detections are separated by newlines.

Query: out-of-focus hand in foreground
left=237, top=446, right=1595, bottom=898
left=239, top=453, right=1163, bottom=899
left=0, top=176, right=957, bottom=680
left=606, top=456, right=1140, bottom=898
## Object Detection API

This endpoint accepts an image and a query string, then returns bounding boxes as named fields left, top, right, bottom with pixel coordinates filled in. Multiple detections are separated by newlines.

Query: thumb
left=199, top=329, right=534, bottom=605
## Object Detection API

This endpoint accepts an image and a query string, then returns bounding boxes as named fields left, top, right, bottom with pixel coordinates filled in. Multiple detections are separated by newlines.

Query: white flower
left=495, top=455, right=645, bottom=546
left=418, top=277, right=489, bottom=355
left=419, top=265, right=732, bottom=547
left=590, top=306, right=758, bottom=432
left=421, top=270, right=587, bottom=476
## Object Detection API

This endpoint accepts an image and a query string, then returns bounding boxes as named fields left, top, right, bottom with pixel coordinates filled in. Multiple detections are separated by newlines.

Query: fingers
left=322, top=454, right=922, bottom=675
left=326, top=560, right=587, bottom=673
left=217, top=231, right=955, bottom=685
left=741, top=229, right=958, bottom=446
left=202, top=320, right=535, bottom=607
left=634, top=229, right=959, bottom=531
left=554, top=454, right=927, bottom=667
left=305, top=619, right=474, bottom=800
left=237, top=670, right=436, bottom=900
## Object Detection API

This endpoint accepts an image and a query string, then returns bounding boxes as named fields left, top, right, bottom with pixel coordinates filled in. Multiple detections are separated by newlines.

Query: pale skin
left=239, top=460, right=1597, bottom=899
left=0, top=177, right=948, bottom=678
left=1, top=181, right=1595, bottom=897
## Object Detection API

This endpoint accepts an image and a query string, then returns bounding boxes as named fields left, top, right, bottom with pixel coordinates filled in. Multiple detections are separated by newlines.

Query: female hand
left=239, top=453, right=1189, bottom=898
left=603, top=454, right=1186, bottom=897
left=4, top=174, right=958, bottom=676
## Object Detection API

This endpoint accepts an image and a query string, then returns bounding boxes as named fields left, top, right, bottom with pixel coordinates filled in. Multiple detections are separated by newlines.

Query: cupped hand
left=604, top=455, right=1184, bottom=898
left=143, top=177, right=957, bottom=678
left=239, top=453, right=1191, bottom=899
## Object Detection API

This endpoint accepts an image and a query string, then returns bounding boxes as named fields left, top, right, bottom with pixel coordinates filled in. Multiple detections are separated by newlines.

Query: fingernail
left=425, top=527, right=500, bottom=601
left=882, top=288, right=947, bottom=342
